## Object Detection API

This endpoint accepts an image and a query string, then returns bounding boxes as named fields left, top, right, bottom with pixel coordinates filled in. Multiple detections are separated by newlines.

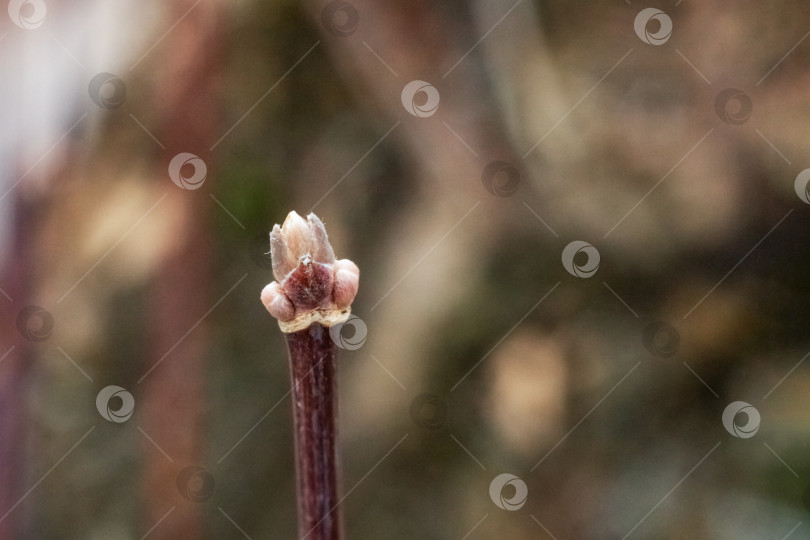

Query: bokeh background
left=2, top=0, right=810, bottom=538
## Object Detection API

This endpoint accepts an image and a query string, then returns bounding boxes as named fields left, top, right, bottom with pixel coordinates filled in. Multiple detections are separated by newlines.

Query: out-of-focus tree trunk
left=0, top=196, right=36, bottom=540
left=303, top=0, right=521, bottom=423
left=138, top=1, right=224, bottom=538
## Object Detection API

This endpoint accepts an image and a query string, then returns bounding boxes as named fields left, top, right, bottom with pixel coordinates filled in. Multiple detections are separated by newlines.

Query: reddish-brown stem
left=285, top=323, right=341, bottom=540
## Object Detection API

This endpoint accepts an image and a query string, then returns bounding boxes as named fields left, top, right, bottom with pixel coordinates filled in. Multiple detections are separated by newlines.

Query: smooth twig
left=260, top=211, right=359, bottom=540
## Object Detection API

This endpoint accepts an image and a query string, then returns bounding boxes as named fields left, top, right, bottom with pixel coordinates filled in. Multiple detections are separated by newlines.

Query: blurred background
left=1, top=0, right=810, bottom=538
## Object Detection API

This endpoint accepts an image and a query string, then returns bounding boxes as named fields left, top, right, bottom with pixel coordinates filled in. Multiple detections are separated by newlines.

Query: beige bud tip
left=307, top=213, right=336, bottom=264
left=333, top=259, right=359, bottom=308
left=282, top=211, right=309, bottom=242
left=261, top=282, right=295, bottom=322
left=282, top=210, right=311, bottom=258
left=269, top=224, right=291, bottom=282
left=282, top=210, right=306, bottom=228
left=271, top=211, right=316, bottom=281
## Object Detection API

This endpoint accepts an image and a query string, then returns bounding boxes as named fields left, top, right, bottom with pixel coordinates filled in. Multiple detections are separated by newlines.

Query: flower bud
left=261, top=211, right=357, bottom=333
